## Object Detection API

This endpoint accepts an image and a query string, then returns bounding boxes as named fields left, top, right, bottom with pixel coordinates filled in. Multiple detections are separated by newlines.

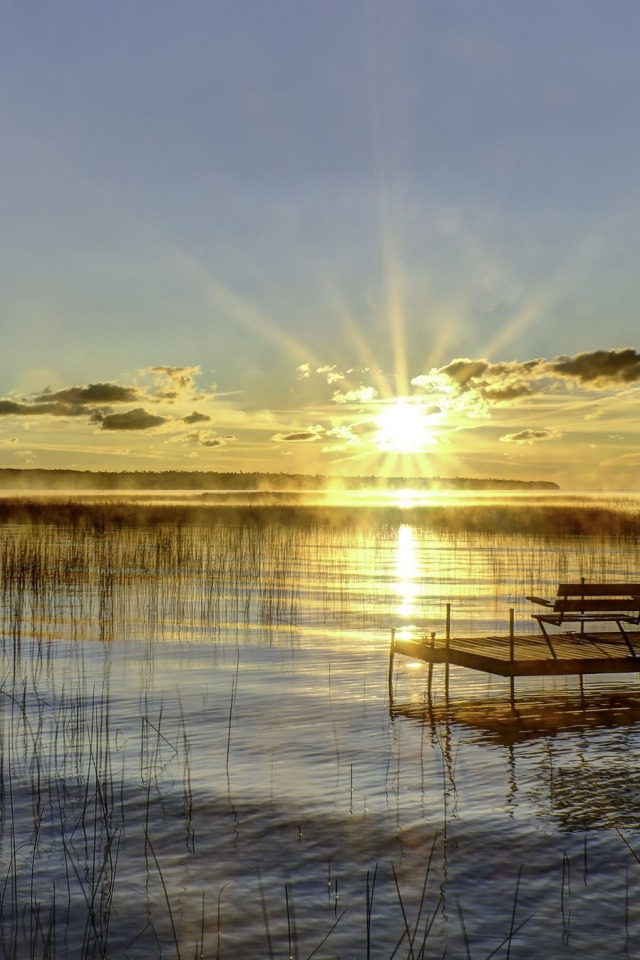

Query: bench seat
left=527, top=583, right=640, bottom=659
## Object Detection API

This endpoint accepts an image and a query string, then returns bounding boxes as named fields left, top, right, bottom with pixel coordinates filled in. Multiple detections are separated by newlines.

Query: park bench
left=526, top=582, right=640, bottom=658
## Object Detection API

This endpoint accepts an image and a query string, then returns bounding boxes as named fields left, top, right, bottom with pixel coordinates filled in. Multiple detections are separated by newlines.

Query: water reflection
left=394, top=524, right=420, bottom=618
left=391, top=688, right=640, bottom=832
left=390, top=690, right=640, bottom=746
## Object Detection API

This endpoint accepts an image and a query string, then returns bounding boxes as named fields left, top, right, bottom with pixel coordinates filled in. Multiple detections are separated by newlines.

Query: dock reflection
left=391, top=687, right=640, bottom=831
left=390, top=689, right=640, bottom=746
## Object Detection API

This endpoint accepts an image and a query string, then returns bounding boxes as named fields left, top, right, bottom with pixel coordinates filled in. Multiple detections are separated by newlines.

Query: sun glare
left=375, top=399, right=437, bottom=453
left=395, top=523, right=419, bottom=618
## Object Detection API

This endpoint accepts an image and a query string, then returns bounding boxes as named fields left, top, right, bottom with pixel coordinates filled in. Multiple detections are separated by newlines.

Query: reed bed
left=0, top=517, right=311, bottom=645
left=2, top=494, right=640, bottom=535
left=3, top=496, right=640, bottom=644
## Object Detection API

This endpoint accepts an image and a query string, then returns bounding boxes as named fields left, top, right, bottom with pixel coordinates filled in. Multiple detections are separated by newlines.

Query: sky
left=1, top=0, right=640, bottom=490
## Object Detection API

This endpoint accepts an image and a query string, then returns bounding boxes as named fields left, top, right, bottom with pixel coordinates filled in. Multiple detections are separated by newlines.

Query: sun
left=375, top=399, right=438, bottom=453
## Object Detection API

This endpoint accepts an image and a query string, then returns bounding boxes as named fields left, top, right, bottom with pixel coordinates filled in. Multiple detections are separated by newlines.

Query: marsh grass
left=0, top=513, right=313, bottom=647
left=2, top=494, right=640, bottom=534
left=3, top=496, right=640, bottom=956
left=3, top=497, right=640, bottom=644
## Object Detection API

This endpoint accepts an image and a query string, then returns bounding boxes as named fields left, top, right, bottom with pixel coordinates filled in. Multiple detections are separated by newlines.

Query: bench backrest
left=554, top=583, right=640, bottom=614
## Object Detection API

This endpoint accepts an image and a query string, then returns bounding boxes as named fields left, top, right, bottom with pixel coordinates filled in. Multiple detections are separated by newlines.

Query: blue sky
left=2, top=1, right=640, bottom=488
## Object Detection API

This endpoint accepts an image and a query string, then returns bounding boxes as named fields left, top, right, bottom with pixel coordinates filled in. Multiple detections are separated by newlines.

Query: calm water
left=3, top=493, right=640, bottom=958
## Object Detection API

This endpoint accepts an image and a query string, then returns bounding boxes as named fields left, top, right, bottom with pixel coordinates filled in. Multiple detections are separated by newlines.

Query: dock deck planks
left=392, top=630, right=640, bottom=679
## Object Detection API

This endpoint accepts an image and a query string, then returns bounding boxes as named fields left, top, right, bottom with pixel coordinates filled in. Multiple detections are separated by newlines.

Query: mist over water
left=2, top=493, right=640, bottom=958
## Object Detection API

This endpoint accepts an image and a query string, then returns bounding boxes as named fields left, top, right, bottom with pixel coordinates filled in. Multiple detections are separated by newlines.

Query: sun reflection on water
left=394, top=523, right=420, bottom=619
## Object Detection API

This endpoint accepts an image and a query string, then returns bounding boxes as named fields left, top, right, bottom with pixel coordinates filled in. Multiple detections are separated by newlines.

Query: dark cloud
left=1, top=384, right=148, bottom=420
left=423, top=350, right=640, bottom=404
left=412, top=350, right=640, bottom=413
left=436, top=359, right=490, bottom=386
left=482, top=384, right=534, bottom=402
left=271, top=428, right=323, bottom=442
left=412, top=357, right=547, bottom=412
left=0, top=399, right=83, bottom=417
left=500, top=428, right=559, bottom=444
left=96, top=408, right=167, bottom=431
left=550, top=349, right=640, bottom=385
left=206, top=436, right=233, bottom=447
left=34, top=383, right=140, bottom=405
left=183, top=411, right=211, bottom=424
left=0, top=400, right=29, bottom=416
left=452, top=359, right=543, bottom=389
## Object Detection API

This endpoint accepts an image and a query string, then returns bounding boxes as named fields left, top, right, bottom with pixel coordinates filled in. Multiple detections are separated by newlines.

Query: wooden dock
left=391, top=630, right=640, bottom=679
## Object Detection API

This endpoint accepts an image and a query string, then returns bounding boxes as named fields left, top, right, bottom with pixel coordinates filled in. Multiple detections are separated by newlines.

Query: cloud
left=33, top=383, right=140, bottom=405
left=183, top=411, right=211, bottom=424
left=149, top=365, right=200, bottom=388
left=317, top=365, right=344, bottom=384
left=94, top=408, right=168, bottom=431
left=1, top=381, right=147, bottom=421
left=271, top=426, right=324, bottom=442
left=549, top=349, right=640, bottom=385
left=413, top=357, right=544, bottom=395
left=186, top=431, right=235, bottom=447
left=0, top=399, right=84, bottom=417
left=428, top=358, right=491, bottom=388
left=414, top=350, right=640, bottom=415
left=146, top=365, right=203, bottom=400
left=326, top=424, right=364, bottom=443
left=411, top=358, right=544, bottom=417
left=500, top=428, right=560, bottom=444
left=411, top=349, right=640, bottom=419
left=332, top=386, right=378, bottom=405
left=480, top=383, right=535, bottom=403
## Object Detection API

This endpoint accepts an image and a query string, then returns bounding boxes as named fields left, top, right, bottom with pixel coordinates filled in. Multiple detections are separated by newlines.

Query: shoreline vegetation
left=1, top=495, right=639, bottom=538
left=0, top=466, right=559, bottom=492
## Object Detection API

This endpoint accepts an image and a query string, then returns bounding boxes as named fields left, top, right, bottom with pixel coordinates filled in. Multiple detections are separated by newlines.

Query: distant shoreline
left=0, top=468, right=559, bottom=492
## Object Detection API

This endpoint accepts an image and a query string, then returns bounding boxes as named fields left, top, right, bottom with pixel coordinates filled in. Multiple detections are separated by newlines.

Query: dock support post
left=509, top=608, right=515, bottom=707
left=388, top=628, right=396, bottom=705
left=445, top=603, right=451, bottom=702
left=427, top=633, right=435, bottom=704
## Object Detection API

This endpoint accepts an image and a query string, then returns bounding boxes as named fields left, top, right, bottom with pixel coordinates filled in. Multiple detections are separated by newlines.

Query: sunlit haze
left=2, top=2, right=640, bottom=489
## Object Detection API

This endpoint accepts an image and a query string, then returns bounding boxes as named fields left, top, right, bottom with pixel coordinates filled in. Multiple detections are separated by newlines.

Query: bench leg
left=616, top=620, right=637, bottom=657
left=536, top=619, right=558, bottom=659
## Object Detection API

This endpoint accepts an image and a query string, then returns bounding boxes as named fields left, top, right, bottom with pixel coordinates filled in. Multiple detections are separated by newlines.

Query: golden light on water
left=394, top=523, right=420, bottom=618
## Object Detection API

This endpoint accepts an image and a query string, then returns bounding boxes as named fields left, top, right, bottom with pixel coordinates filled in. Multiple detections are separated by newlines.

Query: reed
left=2, top=494, right=640, bottom=535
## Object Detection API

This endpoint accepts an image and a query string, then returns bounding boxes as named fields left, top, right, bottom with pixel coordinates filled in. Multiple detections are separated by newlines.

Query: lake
left=2, top=491, right=640, bottom=958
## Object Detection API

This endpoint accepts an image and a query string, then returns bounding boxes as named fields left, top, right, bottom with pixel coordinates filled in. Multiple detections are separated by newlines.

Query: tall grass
left=0, top=513, right=313, bottom=646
